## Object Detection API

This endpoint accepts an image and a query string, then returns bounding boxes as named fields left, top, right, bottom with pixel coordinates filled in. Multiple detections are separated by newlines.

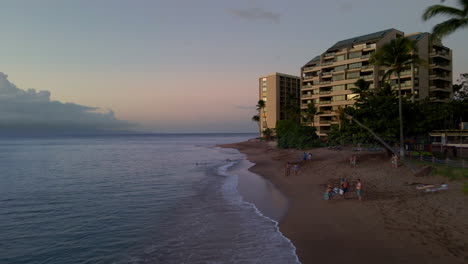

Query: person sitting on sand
left=341, top=178, right=350, bottom=199
left=324, top=184, right=333, bottom=200
left=356, top=179, right=362, bottom=201
left=308, top=153, right=312, bottom=160
left=284, top=162, right=291, bottom=177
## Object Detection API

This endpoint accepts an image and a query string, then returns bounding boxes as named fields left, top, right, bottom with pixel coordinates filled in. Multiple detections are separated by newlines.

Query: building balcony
left=430, top=86, right=451, bottom=92
left=363, top=43, right=376, bottom=50
left=322, top=71, right=333, bottom=76
left=429, top=50, right=451, bottom=59
left=324, top=52, right=336, bottom=58
left=360, top=65, right=374, bottom=71
left=361, top=54, right=372, bottom=59
left=429, top=74, right=451, bottom=81
left=319, top=90, right=332, bottom=95
left=303, top=66, right=317, bottom=72
left=319, top=100, right=332, bottom=105
left=319, top=81, right=332, bottom=85
left=322, top=61, right=334, bottom=66
left=303, top=76, right=315, bottom=81
left=362, top=75, right=374, bottom=80
left=319, top=120, right=332, bottom=124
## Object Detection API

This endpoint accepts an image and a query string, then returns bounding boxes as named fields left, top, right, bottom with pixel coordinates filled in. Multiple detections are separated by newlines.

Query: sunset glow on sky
left=1, top=0, right=466, bottom=132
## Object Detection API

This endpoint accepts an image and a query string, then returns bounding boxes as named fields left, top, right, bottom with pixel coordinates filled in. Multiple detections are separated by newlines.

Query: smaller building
left=258, top=73, right=300, bottom=135
left=429, top=124, right=468, bottom=157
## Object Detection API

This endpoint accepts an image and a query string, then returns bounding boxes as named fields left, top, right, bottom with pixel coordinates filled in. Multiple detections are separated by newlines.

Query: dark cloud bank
left=0, top=72, right=135, bottom=135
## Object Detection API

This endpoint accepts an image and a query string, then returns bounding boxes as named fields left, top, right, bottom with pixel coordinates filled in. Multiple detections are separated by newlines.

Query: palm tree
left=256, top=99, right=267, bottom=131
left=251, top=114, right=260, bottom=132
left=370, top=37, right=424, bottom=156
left=303, top=102, right=320, bottom=127
left=423, top=0, right=468, bottom=39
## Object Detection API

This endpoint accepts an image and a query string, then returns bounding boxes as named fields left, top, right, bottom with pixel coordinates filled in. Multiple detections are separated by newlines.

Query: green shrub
left=276, top=120, right=320, bottom=149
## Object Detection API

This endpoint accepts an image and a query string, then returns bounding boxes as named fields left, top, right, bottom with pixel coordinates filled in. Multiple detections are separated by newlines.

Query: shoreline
left=219, top=140, right=467, bottom=264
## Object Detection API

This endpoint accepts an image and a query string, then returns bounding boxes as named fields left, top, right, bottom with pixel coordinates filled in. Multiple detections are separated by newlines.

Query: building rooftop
left=405, top=32, right=429, bottom=41
left=303, top=28, right=399, bottom=67
left=327, top=28, right=397, bottom=52
left=260, top=72, right=300, bottom=79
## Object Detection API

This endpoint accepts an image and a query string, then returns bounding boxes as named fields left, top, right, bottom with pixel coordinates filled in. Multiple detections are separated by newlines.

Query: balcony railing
left=322, top=72, right=333, bottom=76
left=361, top=54, right=372, bottom=59
left=322, top=61, right=334, bottom=66
left=319, top=100, right=332, bottom=104
left=303, top=76, right=315, bottom=80
left=319, top=91, right=332, bottom=95
left=361, top=65, right=373, bottom=70
left=320, top=120, right=332, bottom=124
left=319, top=81, right=332, bottom=85
left=303, top=66, right=316, bottom=71
left=362, top=75, right=374, bottom=79
left=324, top=52, right=336, bottom=57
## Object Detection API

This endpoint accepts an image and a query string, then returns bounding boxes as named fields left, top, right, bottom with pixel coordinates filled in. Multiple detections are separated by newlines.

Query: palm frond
left=423, top=5, right=464, bottom=20
left=432, top=18, right=468, bottom=38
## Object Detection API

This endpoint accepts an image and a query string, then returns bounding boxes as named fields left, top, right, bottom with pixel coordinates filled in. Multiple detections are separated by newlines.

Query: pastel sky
left=0, top=0, right=466, bottom=133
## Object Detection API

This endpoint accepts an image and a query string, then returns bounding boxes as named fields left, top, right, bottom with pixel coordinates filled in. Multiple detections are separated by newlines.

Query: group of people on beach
left=325, top=178, right=362, bottom=201
left=284, top=161, right=300, bottom=176
left=284, top=152, right=314, bottom=177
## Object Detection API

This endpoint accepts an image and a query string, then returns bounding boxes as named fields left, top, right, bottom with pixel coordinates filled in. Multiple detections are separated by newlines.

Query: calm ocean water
left=0, top=134, right=299, bottom=264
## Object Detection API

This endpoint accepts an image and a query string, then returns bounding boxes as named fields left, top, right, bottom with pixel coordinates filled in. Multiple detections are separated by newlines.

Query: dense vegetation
left=328, top=74, right=468, bottom=146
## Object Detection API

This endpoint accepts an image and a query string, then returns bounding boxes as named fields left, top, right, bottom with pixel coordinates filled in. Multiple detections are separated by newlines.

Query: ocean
left=0, top=134, right=299, bottom=264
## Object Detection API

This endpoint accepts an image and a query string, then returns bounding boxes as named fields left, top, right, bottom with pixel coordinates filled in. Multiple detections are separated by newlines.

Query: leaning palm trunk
left=343, top=113, right=419, bottom=174
left=397, top=72, right=405, bottom=157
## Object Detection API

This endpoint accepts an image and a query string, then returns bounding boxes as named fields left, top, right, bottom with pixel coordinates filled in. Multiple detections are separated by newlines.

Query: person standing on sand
left=293, top=164, right=300, bottom=176
left=341, top=178, right=349, bottom=199
left=284, top=162, right=291, bottom=177
left=302, top=152, right=307, bottom=161
left=356, top=179, right=362, bottom=201
left=308, top=153, right=312, bottom=160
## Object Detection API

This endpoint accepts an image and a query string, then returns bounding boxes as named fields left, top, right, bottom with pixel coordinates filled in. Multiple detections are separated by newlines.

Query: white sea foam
left=216, top=157, right=301, bottom=264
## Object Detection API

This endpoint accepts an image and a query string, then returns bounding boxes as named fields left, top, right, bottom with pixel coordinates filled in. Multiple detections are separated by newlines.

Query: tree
left=422, top=0, right=468, bottom=39
left=453, top=73, right=468, bottom=101
left=370, top=37, right=424, bottom=156
left=256, top=99, right=267, bottom=130
left=251, top=114, right=260, bottom=131
left=303, top=102, right=320, bottom=126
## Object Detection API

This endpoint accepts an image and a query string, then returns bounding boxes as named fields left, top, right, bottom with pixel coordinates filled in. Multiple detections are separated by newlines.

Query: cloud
left=227, top=6, right=280, bottom=23
left=0, top=72, right=135, bottom=132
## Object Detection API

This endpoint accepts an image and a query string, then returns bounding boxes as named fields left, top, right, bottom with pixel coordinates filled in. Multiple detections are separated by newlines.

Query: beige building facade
left=258, top=73, right=300, bottom=135
left=300, top=28, right=453, bottom=136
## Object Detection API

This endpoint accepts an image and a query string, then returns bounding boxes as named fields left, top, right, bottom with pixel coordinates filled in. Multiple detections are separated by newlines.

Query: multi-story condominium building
left=258, top=73, right=300, bottom=135
left=300, top=28, right=453, bottom=136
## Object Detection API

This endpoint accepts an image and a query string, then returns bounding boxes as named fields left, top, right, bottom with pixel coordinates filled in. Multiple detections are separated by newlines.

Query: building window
left=334, top=65, right=346, bottom=72
left=333, top=74, right=344, bottom=81
left=346, top=72, right=360, bottom=79
left=336, top=54, right=345, bottom=61
left=333, top=85, right=345, bottom=91
left=348, top=52, right=361, bottom=59
left=333, top=95, right=346, bottom=101
left=348, top=62, right=362, bottom=69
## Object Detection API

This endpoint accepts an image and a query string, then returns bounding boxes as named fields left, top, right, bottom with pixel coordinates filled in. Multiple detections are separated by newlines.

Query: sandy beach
left=219, top=140, right=467, bottom=264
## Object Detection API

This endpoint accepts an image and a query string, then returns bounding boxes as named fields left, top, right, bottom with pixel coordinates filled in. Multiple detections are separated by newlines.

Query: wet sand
left=219, top=140, right=467, bottom=264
